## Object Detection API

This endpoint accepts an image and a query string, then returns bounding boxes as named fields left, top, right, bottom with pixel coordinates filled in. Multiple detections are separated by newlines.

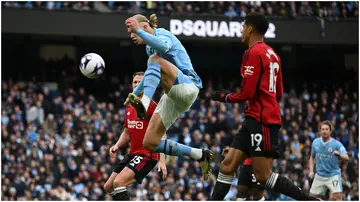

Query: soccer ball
left=79, top=53, right=105, bottom=79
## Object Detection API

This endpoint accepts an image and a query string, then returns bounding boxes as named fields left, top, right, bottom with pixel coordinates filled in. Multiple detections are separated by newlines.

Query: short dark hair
left=244, top=12, right=269, bottom=35
left=320, top=120, right=333, bottom=132
left=132, top=71, right=144, bottom=78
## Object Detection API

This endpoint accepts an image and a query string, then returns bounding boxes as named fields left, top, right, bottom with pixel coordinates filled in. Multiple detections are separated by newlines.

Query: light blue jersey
left=137, top=28, right=202, bottom=89
left=311, top=137, right=347, bottom=177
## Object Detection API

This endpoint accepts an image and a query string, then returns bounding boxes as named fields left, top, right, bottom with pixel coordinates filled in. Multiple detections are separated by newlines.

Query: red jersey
left=226, top=41, right=283, bottom=125
left=124, top=100, right=159, bottom=160
left=244, top=158, right=252, bottom=165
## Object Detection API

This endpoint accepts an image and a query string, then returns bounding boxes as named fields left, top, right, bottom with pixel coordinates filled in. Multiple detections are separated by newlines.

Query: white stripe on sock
left=109, top=191, right=116, bottom=196
left=113, top=186, right=127, bottom=194
left=141, top=95, right=150, bottom=111
left=265, top=172, right=279, bottom=189
left=237, top=197, right=246, bottom=201
left=217, top=172, right=234, bottom=184
left=259, top=196, right=265, bottom=201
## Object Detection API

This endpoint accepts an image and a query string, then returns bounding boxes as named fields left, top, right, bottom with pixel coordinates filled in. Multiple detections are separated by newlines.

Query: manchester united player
left=211, top=13, right=318, bottom=200
left=103, top=72, right=167, bottom=201
left=223, top=148, right=264, bottom=201
left=237, top=158, right=265, bottom=201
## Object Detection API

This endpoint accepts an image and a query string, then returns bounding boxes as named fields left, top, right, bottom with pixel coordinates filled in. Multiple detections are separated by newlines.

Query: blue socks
left=153, top=139, right=203, bottom=160
left=141, top=60, right=161, bottom=111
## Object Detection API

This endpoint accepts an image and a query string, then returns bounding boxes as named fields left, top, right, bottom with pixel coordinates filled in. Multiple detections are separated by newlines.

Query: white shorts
left=155, top=82, right=199, bottom=129
left=310, top=174, right=342, bottom=196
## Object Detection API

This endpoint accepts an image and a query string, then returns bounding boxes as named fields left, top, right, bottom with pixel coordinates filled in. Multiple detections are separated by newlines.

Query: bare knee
left=143, top=138, right=157, bottom=151
left=103, top=181, right=114, bottom=193
left=220, top=161, right=236, bottom=175
left=143, top=134, right=160, bottom=152
left=113, top=177, right=128, bottom=189
left=148, top=55, right=162, bottom=63
left=331, top=193, right=342, bottom=201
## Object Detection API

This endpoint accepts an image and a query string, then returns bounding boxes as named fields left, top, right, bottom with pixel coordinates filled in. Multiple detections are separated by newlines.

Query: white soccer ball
left=79, top=53, right=105, bottom=79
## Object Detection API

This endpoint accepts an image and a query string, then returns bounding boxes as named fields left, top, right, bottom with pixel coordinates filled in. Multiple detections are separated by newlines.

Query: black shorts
left=231, top=116, right=281, bottom=158
left=238, top=165, right=257, bottom=188
left=113, top=154, right=158, bottom=184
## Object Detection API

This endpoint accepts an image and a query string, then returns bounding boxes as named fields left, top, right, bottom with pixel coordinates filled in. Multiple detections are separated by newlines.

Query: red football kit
left=244, top=158, right=252, bottom=166
left=124, top=100, right=159, bottom=161
left=226, top=41, right=283, bottom=125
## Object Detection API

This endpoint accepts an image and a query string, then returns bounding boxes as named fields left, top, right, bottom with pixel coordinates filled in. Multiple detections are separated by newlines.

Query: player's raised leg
left=140, top=56, right=212, bottom=179
left=125, top=14, right=213, bottom=179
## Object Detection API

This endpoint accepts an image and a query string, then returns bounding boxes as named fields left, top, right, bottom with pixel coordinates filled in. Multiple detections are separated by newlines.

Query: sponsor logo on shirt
left=127, top=120, right=144, bottom=129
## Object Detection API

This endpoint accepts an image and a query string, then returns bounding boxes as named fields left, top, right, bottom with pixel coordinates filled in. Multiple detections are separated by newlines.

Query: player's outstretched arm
left=308, top=156, right=315, bottom=178
left=211, top=52, right=261, bottom=103
left=116, top=128, right=131, bottom=148
left=136, top=29, right=172, bottom=53
left=109, top=129, right=131, bottom=158
left=309, top=143, right=316, bottom=178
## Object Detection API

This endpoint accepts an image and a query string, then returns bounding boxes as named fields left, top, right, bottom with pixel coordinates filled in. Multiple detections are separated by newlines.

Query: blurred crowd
left=1, top=72, right=359, bottom=200
left=106, top=1, right=359, bottom=19
left=2, top=1, right=93, bottom=11
left=3, top=1, right=359, bottom=19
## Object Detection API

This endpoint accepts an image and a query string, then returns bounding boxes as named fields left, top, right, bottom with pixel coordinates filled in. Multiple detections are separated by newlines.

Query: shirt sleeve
left=311, top=141, right=316, bottom=157
left=337, top=141, right=347, bottom=155
left=226, top=50, right=261, bottom=103
left=136, top=29, right=172, bottom=53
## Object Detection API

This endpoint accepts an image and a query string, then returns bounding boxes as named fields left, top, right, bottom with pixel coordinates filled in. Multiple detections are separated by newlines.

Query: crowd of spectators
left=1, top=70, right=359, bottom=200
left=3, top=1, right=359, bottom=19
left=106, top=1, right=359, bottom=19
left=2, top=1, right=93, bottom=11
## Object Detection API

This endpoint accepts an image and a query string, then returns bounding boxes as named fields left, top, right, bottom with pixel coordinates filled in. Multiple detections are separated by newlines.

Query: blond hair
left=320, top=120, right=333, bottom=132
left=133, top=14, right=158, bottom=28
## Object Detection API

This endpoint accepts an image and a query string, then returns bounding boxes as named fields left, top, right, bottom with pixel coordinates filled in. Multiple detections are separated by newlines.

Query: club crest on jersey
left=127, top=120, right=144, bottom=129
left=244, top=66, right=254, bottom=75
left=328, top=147, right=333, bottom=152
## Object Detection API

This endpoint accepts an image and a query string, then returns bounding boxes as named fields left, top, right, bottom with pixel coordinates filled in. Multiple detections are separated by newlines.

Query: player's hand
left=211, top=90, right=230, bottom=102
left=158, top=162, right=168, bottom=180
left=333, top=150, right=340, bottom=156
left=125, top=17, right=140, bottom=33
left=309, top=171, right=315, bottom=179
left=109, top=145, right=119, bottom=158
left=222, top=146, right=230, bottom=157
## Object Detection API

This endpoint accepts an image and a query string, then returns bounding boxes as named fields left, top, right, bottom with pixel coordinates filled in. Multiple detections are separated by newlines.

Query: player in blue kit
left=124, top=14, right=213, bottom=179
left=309, top=120, right=349, bottom=200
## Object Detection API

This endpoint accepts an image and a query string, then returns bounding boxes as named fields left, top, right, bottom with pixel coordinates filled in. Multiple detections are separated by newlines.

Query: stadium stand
left=1, top=1, right=359, bottom=201
left=2, top=1, right=359, bottom=19
left=1, top=70, right=358, bottom=200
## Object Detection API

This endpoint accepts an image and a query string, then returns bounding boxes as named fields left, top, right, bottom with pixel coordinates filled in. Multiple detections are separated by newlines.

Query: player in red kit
left=211, top=13, right=319, bottom=201
left=103, top=72, right=167, bottom=201
left=222, top=147, right=264, bottom=201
